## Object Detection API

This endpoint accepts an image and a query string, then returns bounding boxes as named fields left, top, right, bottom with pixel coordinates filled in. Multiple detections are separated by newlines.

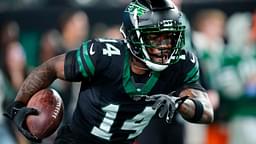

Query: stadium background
left=0, top=0, right=255, bottom=66
left=0, top=0, right=256, bottom=144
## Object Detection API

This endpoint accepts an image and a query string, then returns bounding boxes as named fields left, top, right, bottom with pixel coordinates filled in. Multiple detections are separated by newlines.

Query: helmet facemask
left=121, top=0, right=186, bottom=71
left=126, top=21, right=185, bottom=71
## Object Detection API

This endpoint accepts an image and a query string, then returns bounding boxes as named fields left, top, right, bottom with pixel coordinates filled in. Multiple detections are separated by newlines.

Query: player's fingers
left=152, top=99, right=164, bottom=110
left=14, top=108, right=39, bottom=127
left=166, top=104, right=176, bottom=124
left=145, top=96, right=155, bottom=101
left=169, top=101, right=176, bottom=112
left=14, top=108, right=28, bottom=120
left=166, top=111, right=173, bottom=123
left=21, top=128, right=41, bottom=143
left=158, top=103, right=169, bottom=118
left=173, top=96, right=188, bottom=109
left=25, top=108, right=39, bottom=116
left=146, top=95, right=160, bottom=101
left=3, top=112, right=12, bottom=119
left=20, top=128, right=34, bottom=138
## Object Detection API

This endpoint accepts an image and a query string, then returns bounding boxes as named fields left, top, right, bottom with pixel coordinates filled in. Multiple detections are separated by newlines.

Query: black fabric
left=64, top=50, right=83, bottom=81
left=54, top=125, right=82, bottom=144
left=55, top=125, right=135, bottom=144
left=137, top=116, right=184, bottom=144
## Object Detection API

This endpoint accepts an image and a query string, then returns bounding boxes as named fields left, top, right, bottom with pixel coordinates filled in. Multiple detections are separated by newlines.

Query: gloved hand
left=146, top=94, right=188, bottom=123
left=4, top=101, right=41, bottom=143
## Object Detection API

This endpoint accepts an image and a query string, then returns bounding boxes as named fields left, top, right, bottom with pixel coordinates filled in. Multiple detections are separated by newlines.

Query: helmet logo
left=126, top=1, right=149, bottom=16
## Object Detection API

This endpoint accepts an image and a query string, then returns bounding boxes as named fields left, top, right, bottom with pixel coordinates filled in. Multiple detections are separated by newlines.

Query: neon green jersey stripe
left=184, top=61, right=199, bottom=83
left=76, top=49, right=88, bottom=77
left=82, top=42, right=95, bottom=75
left=141, top=72, right=160, bottom=93
left=123, top=51, right=137, bottom=95
left=123, top=50, right=159, bottom=96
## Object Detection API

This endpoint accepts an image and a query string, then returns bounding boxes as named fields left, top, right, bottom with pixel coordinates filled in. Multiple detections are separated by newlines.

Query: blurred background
left=0, top=0, right=256, bottom=144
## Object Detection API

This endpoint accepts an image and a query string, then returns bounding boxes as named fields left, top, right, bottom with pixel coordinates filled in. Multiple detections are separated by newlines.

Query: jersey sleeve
left=64, top=39, right=109, bottom=81
left=64, top=50, right=83, bottom=81
left=179, top=50, right=205, bottom=91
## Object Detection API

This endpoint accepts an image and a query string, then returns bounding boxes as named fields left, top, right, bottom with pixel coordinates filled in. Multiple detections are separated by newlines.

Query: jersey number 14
left=91, top=104, right=156, bottom=140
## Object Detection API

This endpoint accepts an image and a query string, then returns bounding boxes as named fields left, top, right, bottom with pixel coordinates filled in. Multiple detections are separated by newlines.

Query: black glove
left=4, top=101, right=41, bottom=143
left=146, top=94, right=188, bottom=123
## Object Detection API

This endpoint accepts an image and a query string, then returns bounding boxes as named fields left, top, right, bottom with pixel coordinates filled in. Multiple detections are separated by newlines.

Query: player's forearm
left=178, top=89, right=214, bottom=123
left=15, top=55, right=65, bottom=104
left=15, top=63, right=56, bottom=104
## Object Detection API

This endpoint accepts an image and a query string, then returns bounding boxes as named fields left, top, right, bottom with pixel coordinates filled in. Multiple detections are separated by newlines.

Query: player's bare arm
left=3, top=54, right=66, bottom=142
left=178, top=88, right=214, bottom=123
left=15, top=54, right=66, bottom=104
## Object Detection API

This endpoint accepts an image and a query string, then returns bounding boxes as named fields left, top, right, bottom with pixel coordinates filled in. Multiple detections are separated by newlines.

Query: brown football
left=26, top=88, right=64, bottom=139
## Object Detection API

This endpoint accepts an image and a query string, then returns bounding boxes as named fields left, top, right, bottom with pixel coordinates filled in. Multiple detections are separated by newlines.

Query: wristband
left=188, top=99, right=204, bottom=122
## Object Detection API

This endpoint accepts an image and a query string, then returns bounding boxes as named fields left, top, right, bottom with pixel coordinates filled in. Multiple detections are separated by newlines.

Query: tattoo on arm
left=15, top=62, right=57, bottom=103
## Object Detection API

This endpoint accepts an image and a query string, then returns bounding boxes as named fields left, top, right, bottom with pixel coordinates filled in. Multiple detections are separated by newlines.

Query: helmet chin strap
left=128, top=44, right=168, bottom=72
left=145, top=60, right=168, bottom=71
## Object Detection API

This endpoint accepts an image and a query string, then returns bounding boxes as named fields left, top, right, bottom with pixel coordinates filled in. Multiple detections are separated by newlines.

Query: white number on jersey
left=103, top=43, right=121, bottom=56
left=91, top=104, right=156, bottom=140
left=98, top=38, right=121, bottom=56
left=121, top=107, right=156, bottom=139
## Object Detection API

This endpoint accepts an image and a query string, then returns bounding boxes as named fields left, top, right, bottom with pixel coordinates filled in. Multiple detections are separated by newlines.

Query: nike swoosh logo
left=190, top=54, right=195, bottom=63
left=89, top=43, right=95, bottom=55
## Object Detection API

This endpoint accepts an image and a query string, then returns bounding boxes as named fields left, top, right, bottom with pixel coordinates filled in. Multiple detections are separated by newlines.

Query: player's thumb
left=24, top=108, right=39, bottom=116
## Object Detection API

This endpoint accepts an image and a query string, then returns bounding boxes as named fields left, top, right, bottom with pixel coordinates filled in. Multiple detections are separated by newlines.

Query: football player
left=4, top=0, right=214, bottom=143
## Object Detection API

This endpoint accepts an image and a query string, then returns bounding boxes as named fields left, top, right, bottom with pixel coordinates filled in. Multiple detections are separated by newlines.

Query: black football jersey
left=64, top=38, right=203, bottom=144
